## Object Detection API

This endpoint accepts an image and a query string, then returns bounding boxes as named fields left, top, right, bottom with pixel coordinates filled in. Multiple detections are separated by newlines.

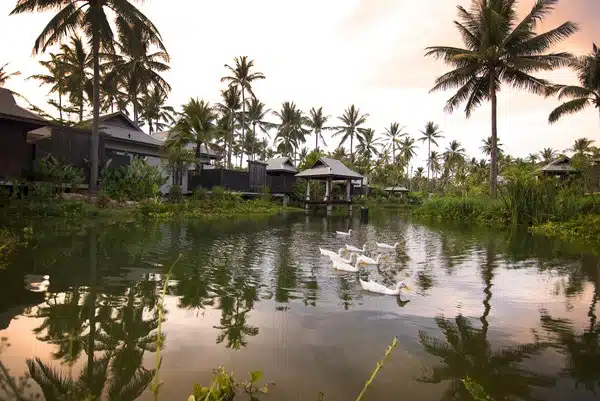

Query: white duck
left=330, top=252, right=358, bottom=264
left=376, top=242, right=400, bottom=250
left=359, top=279, right=410, bottom=295
left=332, top=259, right=364, bottom=273
left=345, top=244, right=367, bottom=253
left=319, top=247, right=346, bottom=259
left=24, top=275, right=50, bottom=293
left=336, top=229, right=352, bottom=236
left=356, top=254, right=383, bottom=265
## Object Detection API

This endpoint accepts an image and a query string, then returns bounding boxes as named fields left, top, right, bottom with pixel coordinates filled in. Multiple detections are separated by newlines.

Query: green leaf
left=250, top=370, right=262, bottom=384
left=187, top=396, right=196, bottom=401
left=260, top=385, right=269, bottom=394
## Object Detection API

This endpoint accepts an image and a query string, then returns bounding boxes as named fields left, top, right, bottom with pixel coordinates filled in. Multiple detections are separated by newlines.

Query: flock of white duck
left=321, top=230, right=410, bottom=296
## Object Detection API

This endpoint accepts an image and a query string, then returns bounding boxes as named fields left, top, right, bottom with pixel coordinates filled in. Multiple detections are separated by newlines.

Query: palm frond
left=548, top=98, right=592, bottom=124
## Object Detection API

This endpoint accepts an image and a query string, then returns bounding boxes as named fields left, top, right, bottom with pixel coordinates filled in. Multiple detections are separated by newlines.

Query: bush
left=169, top=184, right=183, bottom=202
left=192, top=187, right=209, bottom=201
left=101, top=157, right=166, bottom=201
left=531, top=214, right=600, bottom=246
left=34, top=155, right=84, bottom=191
left=414, top=196, right=509, bottom=227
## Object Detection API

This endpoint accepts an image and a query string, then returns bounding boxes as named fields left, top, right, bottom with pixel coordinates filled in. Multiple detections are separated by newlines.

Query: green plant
left=187, top=368, right=270, bottom=401
left=192, top=187, right=209, bottom=201
left=169, top=184, right=183, bottom=202
left=34, top=154, right=84, bottom=193
left=355, top=337, right=398, bottom=401
left=101, top=157, right=166, bottom=201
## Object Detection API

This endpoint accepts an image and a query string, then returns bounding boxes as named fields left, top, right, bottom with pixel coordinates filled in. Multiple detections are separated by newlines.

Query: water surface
left=0, top=213, right=598, bottom=401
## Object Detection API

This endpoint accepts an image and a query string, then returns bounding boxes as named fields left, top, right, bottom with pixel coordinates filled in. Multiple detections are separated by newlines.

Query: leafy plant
left=101, top=157, right=166, bottom=201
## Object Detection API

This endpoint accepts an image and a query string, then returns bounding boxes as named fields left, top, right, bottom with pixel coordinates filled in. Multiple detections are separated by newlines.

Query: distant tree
left=540, top=148, right=558, bottom=163
left=139, top=86, right=174, bottom=134
left=333, top=105, right=369, bottom=163
left=305, top=107, right=331, bottom=152
left=569, top=137, right=596, bottom=156
left=384, top=122, right=407, bottom=164
left=216, top=86, right=241, bottom=168
left=0, top=62, right=20, bottom=86
left=418, top=121, right=444, bottom=191
left=246, top=97, right=272, bottom=161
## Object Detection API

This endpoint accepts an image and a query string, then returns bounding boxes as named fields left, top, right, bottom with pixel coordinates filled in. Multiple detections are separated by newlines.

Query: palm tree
left=418, top=121, right=444, bottom=191
left=384, top=122, right=406, bottom=164
left=169, top=99, right=216, bottom=172
left=428, top=150, right=442, bottom=182
left=540, top=147, right=557, bottom=163
left=305, top=107, right=331, bottom=152
left=333, top=105, right=369, bottom=163
left=138, top=86, right=174, bottom=134
left=29, top=54, right=68, bottom=121
left=426, top=0, right=578, bottom=197
left=356, top=128, right=382, bottom=163
left=246, top=97, right=272, bottom=161
left=569, top=137, right=595, bottom=156
left=221, top=57, right=265, bottom=165
left=444, top=140, right=466, bottom=176
left=399, top=137, right=418, bottom=186
left=273, top=102, right=307, bottom=160
left=216, top=86, right=241, bottom=168
left=481, top=136, right=504, bottom=159
left=0, top=62, right=20, bottom=86
left=12, top=0, right=165, bottom=192
left=59, top=35, right=92, bottom=122
left=549, top=44, right=600, bottom=123
left=527, top=153, right=539, bottom=165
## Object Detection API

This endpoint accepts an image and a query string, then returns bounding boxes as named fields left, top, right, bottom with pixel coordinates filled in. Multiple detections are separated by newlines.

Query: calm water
left=0, top=213, right=599, bottom=401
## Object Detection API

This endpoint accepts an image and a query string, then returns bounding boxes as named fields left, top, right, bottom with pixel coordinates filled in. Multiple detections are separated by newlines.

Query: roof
left=538, top=156, right=578, bottom=174
left=266, top=157, right=297, bottom=174
left=385, top=186, right=409, bottom=192
left=152, top=130, right=222, bottom=159
left=296, top=157, right=363, bottom=180
left=95, top=112, right=164, bottom=147
left=0, top=87, right=47, bottom=127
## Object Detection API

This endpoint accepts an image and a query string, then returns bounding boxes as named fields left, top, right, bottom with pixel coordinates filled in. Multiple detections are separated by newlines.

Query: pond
left=0, top=212, right=599, bottom=401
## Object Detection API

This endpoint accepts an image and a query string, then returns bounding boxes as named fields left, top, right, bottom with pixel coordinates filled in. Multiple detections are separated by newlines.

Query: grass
left=412, top=196, right=509, bottom=227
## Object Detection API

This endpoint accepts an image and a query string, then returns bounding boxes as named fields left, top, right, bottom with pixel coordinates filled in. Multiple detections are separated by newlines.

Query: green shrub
left=169, top=184, right=183, bottom=202
left=531, top=214, right=600, bottom=246
left=34, top=155, right=84, bottom=192
left=192, top=187, right=209, bottom=200
left=414, top=196, right=509, bottom=227
left=101, top=157, right=166, bottom=201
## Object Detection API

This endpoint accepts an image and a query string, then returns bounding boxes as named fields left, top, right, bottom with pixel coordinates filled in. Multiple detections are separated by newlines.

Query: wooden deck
left=304, top=199, right=353, bottom=205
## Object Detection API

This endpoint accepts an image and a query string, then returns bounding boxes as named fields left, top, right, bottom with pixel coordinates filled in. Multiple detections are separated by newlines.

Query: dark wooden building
left=266, top=157, right=297, bottom=194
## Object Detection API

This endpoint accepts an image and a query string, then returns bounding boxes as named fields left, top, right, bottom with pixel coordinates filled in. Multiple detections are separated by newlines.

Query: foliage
left=101, top=157, right=166, bottom=201
left=187, top=367, right=270, bottom=401
left=531, top=214, right=600, bottom=247
left=33, top=154, right=85, bottom=195
left=414, top=196, right=509, bottom=227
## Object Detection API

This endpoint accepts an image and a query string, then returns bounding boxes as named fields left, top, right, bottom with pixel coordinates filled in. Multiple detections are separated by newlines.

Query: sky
left=1, top=0, right=599, bottom=169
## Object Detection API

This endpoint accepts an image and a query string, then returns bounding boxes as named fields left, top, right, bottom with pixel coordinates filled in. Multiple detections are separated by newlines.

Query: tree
left=356, top=128, right=382, bottom=163
left=59, top=35, right=92, bottom=122
left=273, top=102, right=307, bottom=160
left=549, top=44, right=600, bottom=123
left=427, top=150, right=442, bottom=183
left=481, top=136, right=504, bottom=159
left=29, top=54, right=67, bottom=121
left=221, top=57, right=265, bottom=166
left=384, top=122, right=406, bottom=164
left=169, top=99, right=216, bottom=172
left=399, top=136, right=418, bottom=186
left=569, top=137, right=595, bottom=156
left=103, top=21, right=170, bottom=125
left=0, top=62, right=20, bottom=86
left=540, top=147, right=557, bottom=163
left=11, top=0, right=166, bottom=192
left=418, top=121, right=444, bottom=191
left=305, top=107, right=331, bottom=152
left=139, top=86, right=174, bottom=134
left=527, top=153, right=539, bottom=164
left=216, top=86, right=241, bottom=168
left=444, top=140, right=466, bottom=177
left=333, top=105, right=369, bottom=163
left=426, top=0, right=578, bottom=197
left=245, top=97, right=272, bottom=161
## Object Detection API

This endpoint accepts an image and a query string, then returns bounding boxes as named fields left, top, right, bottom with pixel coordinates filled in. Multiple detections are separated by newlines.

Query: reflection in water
left=0, top=214, right=599, bottom=400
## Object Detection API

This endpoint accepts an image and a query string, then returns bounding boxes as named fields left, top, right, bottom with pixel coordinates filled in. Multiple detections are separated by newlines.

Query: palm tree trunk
left=427, top=140, right=431, bottom=193
left=79, top=97, right=84, bottom=122
left=87, top=229, right=97, bottom=382
left=58, top=91, right=63, bottom=122
left=350, top=132, right=354, bottom=163
left=251, top=123, right=257, bottom=161
left=90, top=34, right=100, bottom=192
left=228, top=113, right=234, bottom=169
left=241, top=88, right=246, bottom=167
left=315, top=129, right=319, bottom=152
left=392, top=137, right=395, bottom=164
left=490, top=70, right=498, bottom=198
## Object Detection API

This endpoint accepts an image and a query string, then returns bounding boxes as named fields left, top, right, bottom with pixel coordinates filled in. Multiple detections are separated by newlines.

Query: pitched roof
left=152, top=130, right=222, bottom=159
left=0, top=87, right=47, bottom=127
left=266, top=157, right=297, bottom=173
left=385, top=186, right=409, bottom=192
left=91, top=112, right=164, bottom=147
left=538, top=156, right=578, bottom=174
left=296, top=157, right=363, bottom=179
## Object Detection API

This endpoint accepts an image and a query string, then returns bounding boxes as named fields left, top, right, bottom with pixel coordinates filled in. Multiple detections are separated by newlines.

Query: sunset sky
left=1, top=0, right=599, bottom=168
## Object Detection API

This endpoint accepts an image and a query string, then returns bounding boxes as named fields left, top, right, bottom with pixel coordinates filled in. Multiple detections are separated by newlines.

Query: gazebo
left=385, top=186, right=410, bottom=197
left=296, top=157, right=363, bottom=215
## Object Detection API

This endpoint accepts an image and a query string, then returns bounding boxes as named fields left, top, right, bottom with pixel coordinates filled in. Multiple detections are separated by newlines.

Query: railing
left=188, top=169, right=297, bottom=194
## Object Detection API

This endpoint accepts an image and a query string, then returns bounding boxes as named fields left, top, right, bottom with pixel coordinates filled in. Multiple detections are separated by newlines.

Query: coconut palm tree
left=138, top=86, right=174, bottom=134
left=481, top=136, right=504, bottom=159
left=428, top=150, right=442, bottom=183
left=29, top=54, right=68, bottom=121
left=11, top=0, right=166, bottom=192
left=528, top=153, right=539, bottom=165
left=549, top=44, right=600, bottom=123
left=273, top=102, right=307, bottom=160
left=216, top=86, right=241, bottom=168
left=569, top=137, right=596, bottom=156
left=540, top=147, right=557, bottom=163
left=0, top=62, right=20, bottom=86
left=59, top=35, right=92, bottom=122
left=246, top=97, right=272, bottom=161
left=399, top=137, right=418, bottom=185
left=305, top=107, right=331, bottom=152
left=418, top=121, right=444, bottom=191
left=383, top=122, right=406, bottom=164
left=333, top=105, right=369, bottom=163
left=426, top=0, right=578, bottom=197
left=356, top=128, right=382, bottom=163
left=221, top=57, right=265, bottom=163
left=169, top=99, right=217, bottom=172
left=444, top=140, right=466, bottom=177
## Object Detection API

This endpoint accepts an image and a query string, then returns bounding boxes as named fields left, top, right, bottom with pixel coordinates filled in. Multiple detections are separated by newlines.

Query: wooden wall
left=0, top=120, right=29, bottom=179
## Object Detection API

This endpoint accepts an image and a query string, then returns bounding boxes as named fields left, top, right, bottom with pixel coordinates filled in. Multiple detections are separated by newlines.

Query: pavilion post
left=305, top=178, right=310, bottom=213
left=346, top=179, right=351, bottom=202
left=325, top=178, right=330, bottom=201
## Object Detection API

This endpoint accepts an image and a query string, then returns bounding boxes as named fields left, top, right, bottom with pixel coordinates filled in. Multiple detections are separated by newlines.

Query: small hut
left=296, top=157, right=363, bottom=215
left=537, top=156, right=578, bottom=178
left=385, top=186, right=410, bottom=198
left=266, top=157, right=297, bottom=194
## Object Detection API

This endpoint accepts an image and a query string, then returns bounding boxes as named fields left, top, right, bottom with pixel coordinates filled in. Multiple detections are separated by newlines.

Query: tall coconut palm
left=399, top=137, right=418, bottom=185
left=221, top=57, right=265, bottom=164
left=59, top=35, right=92, bottom=122
left=549, top=44, right=600, bottom=123
left=569, top=137, right=596, bottom=156
left=333, top=105, right=369, bottom=163
left=540, top=148, right=557, bottom=163
left=29, top=53, right=67, bottom=120
left=384, top=122, right=406, bottom=164
left=273, top=102, right=307, bottom=160
left=139, top=86, right=174, bottom=134
left=0, top=62, right=20, bottom=86
left=216, top=86, right=241, bottom=168
left=444, top=139, right=466, bottom=177
left=305, top=107, right=331, bottom=152
left=169, top=99, right=216, bottom=172
left=481, top=136, right=504, bottom=159
left=246, top=97, right=272, bottom=161
left=528, top=153, right=539, bottom=165
left=103, top=21, right=170, bottom=124
left=426, top=0, right=578, bottom=197
left=11, top=0, right=166, bottom=192
left=356, top=128, right=382, bottom=163
left=418, top=121, right=444, bottom=191
left=427, top=150, right=442, bottom=180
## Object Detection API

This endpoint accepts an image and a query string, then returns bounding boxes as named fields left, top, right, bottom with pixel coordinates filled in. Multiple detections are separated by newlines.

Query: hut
left=266, top=157, right=297, bottom=194
left=296, top=157, right=363, bottom=215
left=384, top=186, right=410, bottom=198
left=537, top=156, right=578, bottom=178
